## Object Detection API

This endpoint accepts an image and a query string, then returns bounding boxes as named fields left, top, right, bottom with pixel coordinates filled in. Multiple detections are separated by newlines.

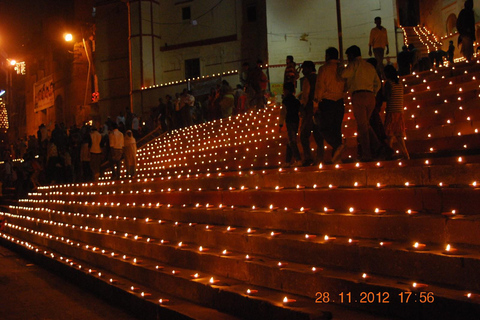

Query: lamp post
left=64, top=33, right=94, bottom=106
left=64, top=30, right=100, bottom=128
left=2, top=58, right=26, bottom=151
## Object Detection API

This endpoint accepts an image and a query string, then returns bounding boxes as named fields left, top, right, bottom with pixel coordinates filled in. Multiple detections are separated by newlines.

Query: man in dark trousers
left=342, top=45, right=382, bottom=162
left=313, top=47, right=346, bottom=164
left=279, top=82, right=302, bottom=167
left=369, top=16, right=389, bottom=77
left=397, top=45, right=411, bottom=76
left=456, top=0, right=476, bottom=61
left=299, top=61, right=323, bottom=166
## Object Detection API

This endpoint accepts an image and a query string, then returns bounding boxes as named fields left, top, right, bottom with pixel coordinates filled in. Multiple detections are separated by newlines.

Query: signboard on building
left=34, top=75, right=54, bottom=112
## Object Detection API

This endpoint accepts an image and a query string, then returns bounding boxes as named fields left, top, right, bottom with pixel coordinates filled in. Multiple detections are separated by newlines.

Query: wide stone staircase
left=2, top=60, right=480, bottom=320
left=402, top=26, right=441, bottom=58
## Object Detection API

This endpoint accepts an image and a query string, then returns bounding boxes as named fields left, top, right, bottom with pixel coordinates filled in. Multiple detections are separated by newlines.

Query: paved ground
left=0, top=245, right=138, bottom=320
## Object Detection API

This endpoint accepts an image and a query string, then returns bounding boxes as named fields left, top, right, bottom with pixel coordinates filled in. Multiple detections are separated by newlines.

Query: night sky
left=0, top=0, right=74, bottom=58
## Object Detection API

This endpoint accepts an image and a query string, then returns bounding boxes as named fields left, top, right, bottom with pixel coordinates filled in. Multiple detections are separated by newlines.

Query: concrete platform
left=0, top=245, right=136, bottom=320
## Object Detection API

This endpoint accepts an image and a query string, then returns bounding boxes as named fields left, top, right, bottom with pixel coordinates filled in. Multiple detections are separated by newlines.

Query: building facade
left=19, top=0, right=96, bottom=137
left=13, top=0, right=479, bottom=138
left=96, top=0, right=400, bottom=119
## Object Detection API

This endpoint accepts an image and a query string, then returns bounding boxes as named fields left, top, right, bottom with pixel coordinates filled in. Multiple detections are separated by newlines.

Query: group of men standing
left=280, top=16, right=389, bottom=165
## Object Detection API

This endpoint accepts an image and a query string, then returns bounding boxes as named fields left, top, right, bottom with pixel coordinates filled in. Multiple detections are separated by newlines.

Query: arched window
left=446, top=13, right=457, bottom=35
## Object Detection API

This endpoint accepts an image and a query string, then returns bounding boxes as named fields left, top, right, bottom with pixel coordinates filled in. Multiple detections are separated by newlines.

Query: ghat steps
left=2, top=60, right=480, bottom=319
left=402, top=26, right=441, bottom=58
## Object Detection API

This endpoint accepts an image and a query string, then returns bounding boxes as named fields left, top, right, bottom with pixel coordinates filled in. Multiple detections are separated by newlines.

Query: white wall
left=159, top=41, right=241, bottom=84
left=266, top=0, right=398, bottom=85
left=154, top=0, right=243, bottom=85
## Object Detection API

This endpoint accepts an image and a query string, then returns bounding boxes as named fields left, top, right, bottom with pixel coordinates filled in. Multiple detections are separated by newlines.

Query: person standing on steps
left=313, top=47, right=346, bottom=164
left=369, top=16, right=389, bottom=77
left=108, top=123, right=124, bottom=180
left=383, top=65, right=410, bottom=160
left=246, top=60, right=268, bottom=111
left=342, top=45, right=382, bottom=162
left=397, top=45, right=411, bottom=76
left=299, top=61, right=323, bottom=166
left=279, top=82, right=302, bottom=168
left=367, top=57, right=393, bottom=160
left=284, top=55, right=299, bottom=88
left=123, top=130, right=137, bottom=178
left=447, top=40, right=455, bottom=64
left=89, top=126, right=102, bottom=181
left=456, top=0, right=476, bottom=62
left=408, top=44, right=420, bottom=72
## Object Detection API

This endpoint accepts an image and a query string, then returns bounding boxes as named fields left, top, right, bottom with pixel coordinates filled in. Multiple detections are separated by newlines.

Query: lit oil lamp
left=283, top=296, right=296, bottom=304
left=246, top=289, right=258, bottom=295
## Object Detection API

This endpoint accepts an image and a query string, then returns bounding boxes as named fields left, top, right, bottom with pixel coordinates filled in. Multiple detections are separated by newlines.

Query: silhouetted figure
left=313, top=47, right=346, bottom=164
left=246, top=60, right=268, bottom=110
left=456, top=0, right=476, bottom=61
left=429, top=49, right=448, bottom=67
left=123, top=130, right=137, bottom=178
left=219, top=80, right=234, bottom=118
left=157, top=97, right=167, bottom=132
left=383, top=65, right=410, bottom=160
left=279, top=82, right=302, bottom=167
left=408, top=44, right=420, bottom=72
left=342, top=45, right=382, bottom=162
left=284, top=55, right=299, bottom=87
left=109, top=123, right=124, bottom=180
left=299, top=61, right=323, bottom=166
left=448, top=40, right=455, bottom=63
left=89, top=127, right=102, bottom=181
left=369, top=17, right=389, bottom=77
left=366, top=58, right=391, bottom=159
left=397, top=45, right=411, bottom=76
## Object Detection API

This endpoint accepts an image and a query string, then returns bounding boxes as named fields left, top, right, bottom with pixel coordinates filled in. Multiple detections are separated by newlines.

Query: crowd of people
left=1, top=111, right=144, bottom=197
left=279, top=15, right=413, bottom=167
left=151, top=60, right=269, bottom=132
left=278, top=0, right=477, bottom=168
left=2, top=2, right=477, bottom=193
left=1, top=59, right=271, bottom=196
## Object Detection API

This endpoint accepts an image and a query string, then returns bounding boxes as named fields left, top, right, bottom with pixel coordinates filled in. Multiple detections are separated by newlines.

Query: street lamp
left=64, top=32, right=95, bottom=106
left=64, top=33, right=73, bottom=42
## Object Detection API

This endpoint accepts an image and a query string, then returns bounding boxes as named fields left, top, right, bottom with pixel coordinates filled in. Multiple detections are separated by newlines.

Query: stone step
left=23, top=187, right=480, bottom=215
left=402, top=61, right=480, bottom=85
left=2, top=224, right=395, bottom=320
left=31, top=155, right=480, bottom=192
left=128, top=103, right=480, bottom=180
left=3, top=215, right=480, bottom=320
left=0, top=235, right=246, bottom=320
left=7, top=198, right=480, bottom=246
left=403, top=71, right=480, bottom=93
left=5, top=209, right=480, bottom=291
left=120, top=130, right=480, bottom=178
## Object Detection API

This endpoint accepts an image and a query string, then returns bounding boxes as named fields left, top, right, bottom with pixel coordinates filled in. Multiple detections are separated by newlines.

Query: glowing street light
left=64, top=33, right=73, bottom=42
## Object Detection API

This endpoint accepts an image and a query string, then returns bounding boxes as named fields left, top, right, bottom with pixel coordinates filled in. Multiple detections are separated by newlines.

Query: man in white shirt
left=368, top=17, right=389, bottom=76
left=90, top=127, right=103, bottom=181
left=108, top=123, right=124, bottom=179
left=342, top=45, right=382, bottom=162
